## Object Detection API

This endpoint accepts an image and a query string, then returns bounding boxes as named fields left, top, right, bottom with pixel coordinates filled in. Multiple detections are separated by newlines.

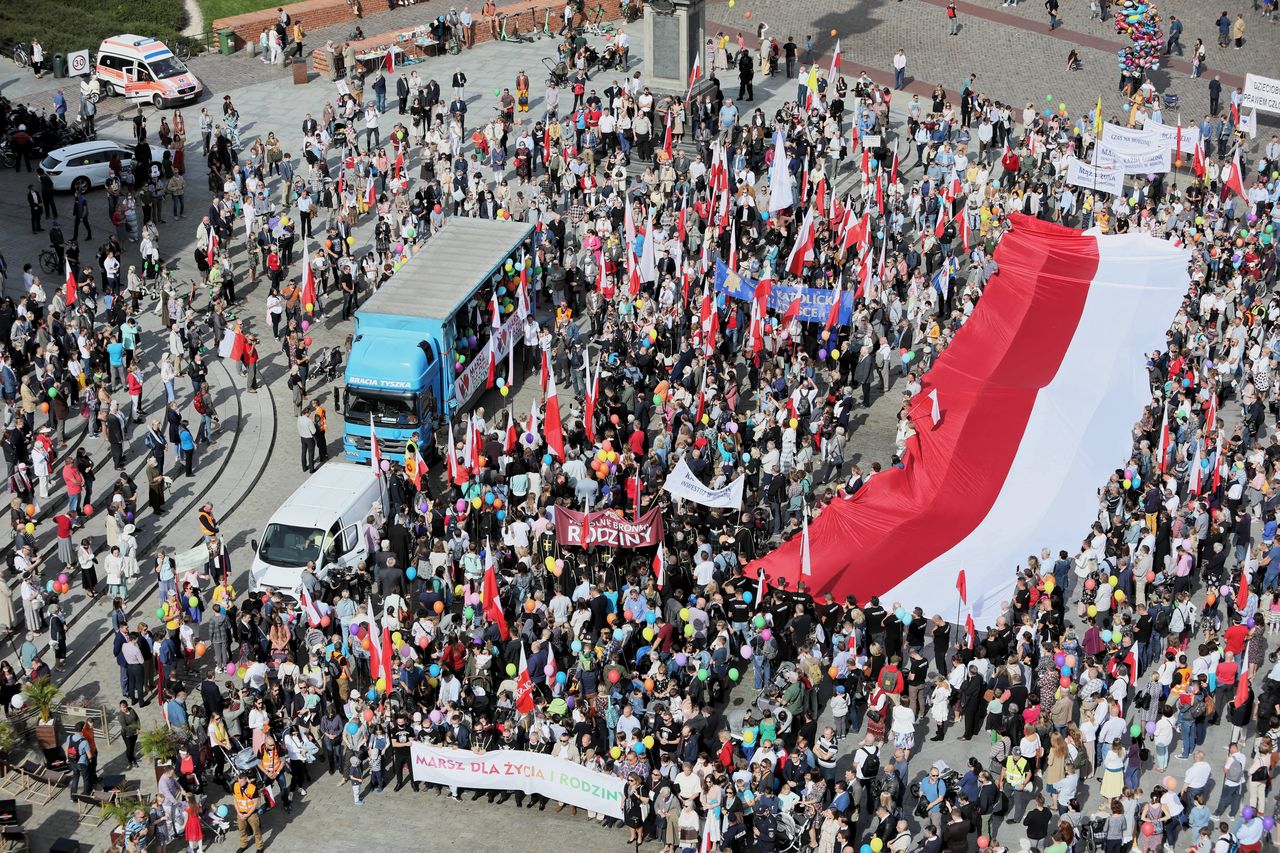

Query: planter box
left=34, top=720, right=59, bottom=750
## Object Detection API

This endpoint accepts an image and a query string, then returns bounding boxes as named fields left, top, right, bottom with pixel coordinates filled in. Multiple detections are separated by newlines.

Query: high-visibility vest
left=260, top=746, right=284, bottom=777
left=198, top=510, right=218, bottom=537
left=233, top=781, right=258, bottom=816
left=1004, top=755, right=1028, bottom=789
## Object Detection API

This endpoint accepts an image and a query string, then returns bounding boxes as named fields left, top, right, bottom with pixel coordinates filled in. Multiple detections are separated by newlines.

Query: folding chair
left=16, top=761, right=60, bottom=806
left=0, top=769, right=25, bottom=799
left=71, top=791, right=113, bottom=825
left=0, top=825, right=27, bottom=853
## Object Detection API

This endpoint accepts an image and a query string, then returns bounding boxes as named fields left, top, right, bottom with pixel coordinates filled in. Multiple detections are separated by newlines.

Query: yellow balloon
left=870, top=839, right=883, bottom=853
left=1114, top=590, right=1127, bottom=603
left=375, top=677, right=386, bottom=692
left=1086, top=605, right=1098, bottom=617
left=1108, top=575, right=1118, bottom=586
left=471, top=497, right=483, bottom=508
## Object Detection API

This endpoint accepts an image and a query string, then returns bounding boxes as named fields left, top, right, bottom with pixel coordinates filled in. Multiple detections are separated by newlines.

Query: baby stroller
left=310, top=346, right=345, bottom=383
left=775, top=804, right=816, bottom=853
left=201, top=807, right=231, bottom=844
left=542, top=57, right=568, bottom=87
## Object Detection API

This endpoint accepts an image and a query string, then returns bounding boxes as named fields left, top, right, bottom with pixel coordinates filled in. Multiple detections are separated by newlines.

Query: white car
left=38, top=140, right=165, bottom=193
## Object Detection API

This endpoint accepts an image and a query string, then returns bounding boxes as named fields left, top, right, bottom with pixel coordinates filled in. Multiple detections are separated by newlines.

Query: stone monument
left=644, top=0, right=705, bottom=93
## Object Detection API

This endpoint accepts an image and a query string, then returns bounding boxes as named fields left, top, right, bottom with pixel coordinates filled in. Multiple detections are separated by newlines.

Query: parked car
left=38, top=140, right=165, bottom=193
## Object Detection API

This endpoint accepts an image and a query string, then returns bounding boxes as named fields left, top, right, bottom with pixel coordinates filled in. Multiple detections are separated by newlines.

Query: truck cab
left=343, top=325, right=442, bottom=462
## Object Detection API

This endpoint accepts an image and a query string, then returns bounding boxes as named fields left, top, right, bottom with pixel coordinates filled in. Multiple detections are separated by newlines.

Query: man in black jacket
left=396, top=74, right=410, bottom=114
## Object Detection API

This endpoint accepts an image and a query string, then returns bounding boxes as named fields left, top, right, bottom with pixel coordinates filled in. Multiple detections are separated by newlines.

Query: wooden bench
left=310, top=0, right=625, bottom=76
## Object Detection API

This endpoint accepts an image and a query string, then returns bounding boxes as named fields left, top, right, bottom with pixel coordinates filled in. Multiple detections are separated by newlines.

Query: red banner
left=554, top=507, right=665, bottom=549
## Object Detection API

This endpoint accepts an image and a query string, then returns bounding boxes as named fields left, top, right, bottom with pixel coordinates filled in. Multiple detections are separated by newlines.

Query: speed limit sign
left=67, top=49, right=90, bottom=76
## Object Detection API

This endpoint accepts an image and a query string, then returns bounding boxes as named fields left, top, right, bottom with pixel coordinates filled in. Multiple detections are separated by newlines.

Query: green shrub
left=0, top=0, right=191, bottom=57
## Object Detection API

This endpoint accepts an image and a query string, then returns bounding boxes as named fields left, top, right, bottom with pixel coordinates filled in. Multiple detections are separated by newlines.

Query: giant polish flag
left=747, top=215, right=1189, bottom=624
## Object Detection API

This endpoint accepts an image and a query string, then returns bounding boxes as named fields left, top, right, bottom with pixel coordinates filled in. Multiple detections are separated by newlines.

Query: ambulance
left=94, top=35, right=203, bottom=108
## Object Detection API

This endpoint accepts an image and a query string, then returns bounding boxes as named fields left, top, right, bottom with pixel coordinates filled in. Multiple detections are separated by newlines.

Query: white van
left=249, top=462, right=386, bottom=595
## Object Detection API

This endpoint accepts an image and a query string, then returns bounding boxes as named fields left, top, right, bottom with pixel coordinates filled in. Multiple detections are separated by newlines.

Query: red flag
left=956, top=568, right=967, bottom=604
left=1235, top=666, right=1250, bottom=708
left=481, top=548, right=509, bottom=640
left=965, top=613, right=976, bottom=649
left=781, top=295, right=802, bottom=330
left=410, top=446, right=426, bottom=490
left=229, top=330, right=247, bottom=362
left=156, top=658, right=166, bottom=709
left=890, top=152, right=899, bottom=187
left=206, top=233, right=218, bottom=269
left=385, top=48, right=395, bottom=74
left=543, top=358, right=565, bottom=460
left=662, top=110, right=673, bottom=157
left=63, top=260, right=77, bottom=307
left=1224, top=150, right=1248, bottom=199
left=753, top=272, right=773, bottom=306
left=299, top=586, right=322, bottom=627
left=1157, top=405, right=1171, bottom=472
left=380, top=624, right=393, bottom=687
left=1239, top=566, right=1251, bottom=612
left=539, top=349, right=549, bottom=394
left=653, top=545, right=666, bottom=588
left=369, top=415, right=382, bottom=476
left=393, top=149, right=404, bottom=181
left=583, top=352, right=600, bottom=444
left=824, top=277, right=843, bottom=331
left=953, top=206, right=970, bottom=250
left=485, top=294, right=501, bottom=389
left=685, top=54, right=702, bottom=102
left=300, top=243, right=317, bottom=314
left=515, top=645, right=535, bottom=714
left=1193, top=140, right=1206, bottom=178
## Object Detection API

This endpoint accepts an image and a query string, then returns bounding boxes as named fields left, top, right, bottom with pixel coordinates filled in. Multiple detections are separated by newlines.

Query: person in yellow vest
left=197, top=502, right=219, bottom=541
left=259, top=734, right=292, bottom=812
left=233, top=771, right=265, bottom=852
left=1003, top=751, right=1030, bottom=819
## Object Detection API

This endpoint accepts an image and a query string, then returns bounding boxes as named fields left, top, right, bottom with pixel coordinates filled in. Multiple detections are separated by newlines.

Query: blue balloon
left=633, top=741, right=646, bottom=754
left=216, top=804, right=229, bottom=818
left=367, top=689, right=378, bottom=701
left=543, top=454, right=553, bottom=465
left=645, top=612, right=657, bottom=625
left=485, top=492, right=496, bottom=505
left=346, top=722, right=359, bottom=735
left=862, top=846, right=873, bottom=853
left=429, top=664, right=442, bottom=677
left=406, top=567, right=417, bottom=580
left=571, top=641, right=583, bottom=653
left=496, top=510, right=506, bottom=521
left=743, top=591, right=753, bottom=604
left=45, top=581, right=55, bottom=593
left=555, top=671, right=567, bottom=684
left=1061, top=665, right=1073, bottom=676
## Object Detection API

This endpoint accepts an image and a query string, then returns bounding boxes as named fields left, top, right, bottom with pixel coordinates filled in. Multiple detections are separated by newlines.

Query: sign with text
left=1243, top=73, right=1280, bottom=116
left=410, top=744, right=625, bottom=817
left=554, top=506, right=665, bottom=549
left=1092, top=141, right=1171, bottom=175
left=662, top=457, right=746, bottom=509
left=715, top=262, right=854, bottom=325
left=1137, top=118, right=1202, bottom=156
left=454, top=309, right=522, bottom=409
left=1064, top=157, right=1125, bottom=196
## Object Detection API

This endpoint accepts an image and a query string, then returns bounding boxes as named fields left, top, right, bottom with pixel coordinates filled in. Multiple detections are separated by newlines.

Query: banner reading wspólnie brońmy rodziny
left=410, top=744, right=625, bottom=816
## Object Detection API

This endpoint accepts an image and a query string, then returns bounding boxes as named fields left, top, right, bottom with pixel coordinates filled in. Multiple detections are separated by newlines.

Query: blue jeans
left=752, top=655, right=772, bottom=689
left=1216, top=783, right=1243, bottom=816
left=1155, top=742, right=1169, bottom=769
left=1179, top=720, right=1195, bottom=758
left=894, top=68, right=905, bottom=89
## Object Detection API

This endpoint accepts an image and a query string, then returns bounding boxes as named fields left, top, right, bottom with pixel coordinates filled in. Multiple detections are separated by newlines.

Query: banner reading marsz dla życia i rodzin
left=554, top=506, right=664, bottom=548
left=410, top=744, right=625, bottom=817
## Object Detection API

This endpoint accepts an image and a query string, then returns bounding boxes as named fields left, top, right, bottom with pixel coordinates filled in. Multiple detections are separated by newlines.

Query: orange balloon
left=38, top=403, right=49, bottom=413
left=525, top=599, right=537, bottom=613
left=24, top=505, right=35, bottom=518
left=433, top=600, right=445, bottom=614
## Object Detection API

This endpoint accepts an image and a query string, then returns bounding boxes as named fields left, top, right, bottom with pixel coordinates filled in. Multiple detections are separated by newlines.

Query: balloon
left=752, top=615, right=766, bottom=628
left=506, top=663, right=517, bottom=677
left=871, top=839, right=884, bottom=853
left=1242, top=806, right=1255, bottom=820
left=760, top=629, right=772, bottom=642
left=1265, top=817, right=1276, bottom=831
left=696, top=669, right=709, bottom=681
left=1141, top=822, right=1155, bottom=837
left=225, top=663, right=237, bottom=677
left=57, top=573, right=69, bottom=585
left=216, top=804, right=229, bottom=818
left=741, top=645, right=753, bottom=659
left=633, top=741, right=646, bottom=754
left=728, top=667, right=740, bottom=681
left=380, top=460, right=391, bottom=471
left=742, top=730, right=755, bottom=744
left=189, top=596, right=200, bottom=608
left=679, top=608, right=690, bottom=622
left=977, top=838, right=989, bottom=850
left=1162, top=776, right=1178, bottom=792
left=1087, top=604, right=1098, bottom=617
left=608, top=668, right=621, bottom=683
left=1146, top=721, right=1157, bottom=734
left=406, top=567, right=417, bottom=581
left=610, top=746, right=622, bottom=759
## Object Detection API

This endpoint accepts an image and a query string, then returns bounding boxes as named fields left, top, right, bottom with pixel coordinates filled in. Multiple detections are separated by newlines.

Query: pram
left=201, top=807, right=231, bottom=844
left=309, top=345, right=345, bottom=383
left=774, top=804, right=816, bottom=853
left=542, top=57, right=568, bottom=87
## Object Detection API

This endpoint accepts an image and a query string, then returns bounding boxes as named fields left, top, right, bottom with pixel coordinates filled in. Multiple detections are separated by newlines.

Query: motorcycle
left=79, top=75, right=102, bottom=105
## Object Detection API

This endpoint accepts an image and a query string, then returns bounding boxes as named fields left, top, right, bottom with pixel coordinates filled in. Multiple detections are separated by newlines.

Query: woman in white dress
left=927, top=676, right=951, bottom=741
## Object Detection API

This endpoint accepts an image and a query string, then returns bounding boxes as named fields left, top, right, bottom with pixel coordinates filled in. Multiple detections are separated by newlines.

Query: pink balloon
left=224, top=663, right=237, bottom=677
left=544, top=663, right=556, bottom=676
left=301, top=320, right=311, bottom=331
left=760, top=629, right=772, bottom=642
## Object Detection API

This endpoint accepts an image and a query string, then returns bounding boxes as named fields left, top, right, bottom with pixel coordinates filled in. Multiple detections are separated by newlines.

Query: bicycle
left=38, top=247, right=59, bottom=275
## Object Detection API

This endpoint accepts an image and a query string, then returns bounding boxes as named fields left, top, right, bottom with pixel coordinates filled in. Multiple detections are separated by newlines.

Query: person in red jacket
left=1001, top=147, right=1021, bottom=188
left=126, top=365, right=144, bottom=423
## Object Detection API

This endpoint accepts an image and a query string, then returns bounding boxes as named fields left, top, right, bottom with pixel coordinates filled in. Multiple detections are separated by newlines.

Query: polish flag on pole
left=1193, top=139, right=1206, bottom=177
left=653, top=544, right=666, bottom=588
left=1158, top=404, right=1172, bottom=472
left=486, top=292, right=501, bottom=389
left=515, top=644, right=536, bottom=715
left=369, top=415, right=382, bottom=476
left=953, top=206, right=970, bottom=250
left=481, top=544, right=510, bottom=640
left=784, top=206, right=816, bottom=276
left=928, top=389, right=942, bottom=426
left=800, top=504, right=812, bottom=576
left=363, top=597, right=383, bottom=684
left=543, top=358, right=565, bottom=461
left=584, top=351, right=600, bottom=444
left=685, top=54, right=702, bottom=102
left=781, top=295, right=802, bottom=330
left=1224, top=149, right=1248, bottom=199
left=1204, top=393, right=1218, bottom=436
left=410, top=444, right=426, bottom=490
left=385, top=48, right=395, bottom=73
left=663, top=109, right=673, bottom=157
left=446, top=420, right=462, bottom=484
left=63, top=260, right=77, bottom=306
left=299, top=585, right=322, bottom=627
left=956, top=568, right=967, bottom=604
left=1188, top=438, right=1203, bottom=496
left=826, top=39, right=841, bottom=87
left=824, top=276, right=843, bottom=331
left=301, top=243, right=318, bottom=314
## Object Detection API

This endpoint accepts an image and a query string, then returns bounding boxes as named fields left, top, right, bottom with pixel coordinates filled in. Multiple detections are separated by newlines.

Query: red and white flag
left=63, top=260, right=77, bottom=307
left=800, top=504, right=812, bottom=576
left=1188, top=438, right=1203, bottom=496
left=826, top=39, right=841, bottom=87
left=784, top=206, right=816, bottom=276
left=369, top=415, right=382, bottom=476
left=1224, top=149, right=1248, bottom=199
left=744, top=216, right=1189, bottom=621
left=515, top=644, right=535, bottom=715
left=653, top=544, right=666, bottom=588
left=1158, top=404, right=1172, bottom=472
left=955, top=568, right=967, bottom=604
left=299, top=585, right=322, bottom=627
left=301, top=243, right=318, bottom=315
left=486, top=292, right=501, bottom=389
left=685, top=54, right=702, bottom=102
left=543, top=357, right=565, bottom=460
left=481, top=545, right=509, bottom=640
left=583, top=351, right=600, bottom=444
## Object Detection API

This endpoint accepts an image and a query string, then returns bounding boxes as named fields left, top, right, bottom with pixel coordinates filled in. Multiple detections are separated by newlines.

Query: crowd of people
left=0, top=3, right=1279, bottom=853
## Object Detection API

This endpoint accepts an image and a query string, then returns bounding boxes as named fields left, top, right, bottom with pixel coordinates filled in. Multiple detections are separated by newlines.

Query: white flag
left=928, top=389, right=941, bottom=426
left=767, top=132, right=794, bottom=212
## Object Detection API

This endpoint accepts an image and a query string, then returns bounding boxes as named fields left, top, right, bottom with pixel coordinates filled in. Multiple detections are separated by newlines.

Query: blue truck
left=342, top=218, right=535, bottom=462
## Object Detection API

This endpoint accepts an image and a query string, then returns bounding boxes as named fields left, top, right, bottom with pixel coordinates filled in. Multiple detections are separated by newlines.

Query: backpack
left=1152, top=604, right=1171, bottom=635
left=193, top=391, right=208, bottom=415
left=858, top=746, right=880, bottom=780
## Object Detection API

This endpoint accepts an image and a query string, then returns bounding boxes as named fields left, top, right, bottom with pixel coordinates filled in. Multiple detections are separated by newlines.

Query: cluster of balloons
left=1053, top=650, right=1079, bottom=690
left=1121, top=464, right=1143, bottom=491
left=1113, top=0, right=1164, bottom=72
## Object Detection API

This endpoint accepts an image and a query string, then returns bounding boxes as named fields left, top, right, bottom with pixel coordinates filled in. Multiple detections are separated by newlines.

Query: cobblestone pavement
left=0, top=4, right=1273, bottom=849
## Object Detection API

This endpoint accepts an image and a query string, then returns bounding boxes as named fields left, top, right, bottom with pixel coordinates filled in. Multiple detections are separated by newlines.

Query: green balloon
left=156, top=607, right=166, bottom=619
left=463, top=606, right=474, bottom=620
left=653, top=394, right=663, bottom=405
left=494, top=88, right=502, bottom=97
left=696, top=669, right=709, bottom=681
left=47, top=388, right=57, bottom=398
left=506, top=663, right=517, bottom=677
left=1130, top=723, right=1141, bottom=738
left=1045, top=94, right=1054, bottom=104
left=728, top=668, right=740, bottom=681
left=752, top=615, right=766, bottom=628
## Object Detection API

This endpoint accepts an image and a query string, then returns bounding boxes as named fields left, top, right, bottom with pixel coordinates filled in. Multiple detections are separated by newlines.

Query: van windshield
left=345, top=388, right=420, bottom=427
left=147, top=55, right=187, bottom=79
left=258, top=523, right=323, bottom=568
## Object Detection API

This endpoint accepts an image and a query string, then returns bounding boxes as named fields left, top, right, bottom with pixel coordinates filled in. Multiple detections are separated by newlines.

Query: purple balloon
left=1265, top=817, right=1276, bottom=831
left=565, top=696, right=576, bottom=710
left=1243, top=806, right=1255, bottom=821
left=349, top=624, right=362, bottom=636
left=673, top=653, right=688, bottom=667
